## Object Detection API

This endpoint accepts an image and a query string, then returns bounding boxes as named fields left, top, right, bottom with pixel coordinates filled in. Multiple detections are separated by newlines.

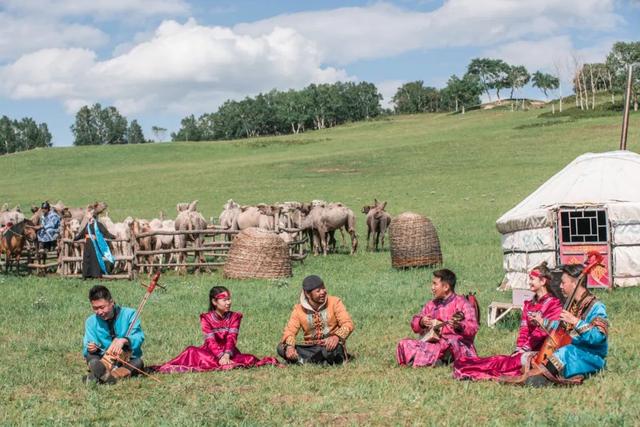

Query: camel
left=362, top=199, right=391, bottom=251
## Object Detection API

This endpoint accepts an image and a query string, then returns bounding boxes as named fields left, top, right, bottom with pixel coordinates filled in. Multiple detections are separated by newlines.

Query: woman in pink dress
left=153, top=286, right=280, bottom=373
left=453, top=262, right=562, bottom=380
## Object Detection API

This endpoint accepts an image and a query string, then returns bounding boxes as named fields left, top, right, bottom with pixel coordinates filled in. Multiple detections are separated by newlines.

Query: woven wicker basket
left=223, top=227, right=292, bottom=279
left=389, top=212, right=443, bottom=268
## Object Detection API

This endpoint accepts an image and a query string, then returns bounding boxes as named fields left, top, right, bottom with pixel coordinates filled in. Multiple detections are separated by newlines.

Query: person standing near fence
left=35, top=201, right=60, bottom=251
left=74, top=214, right=115, bottom=278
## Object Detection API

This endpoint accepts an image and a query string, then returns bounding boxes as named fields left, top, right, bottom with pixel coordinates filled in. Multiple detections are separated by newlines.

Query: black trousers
left=85, top=354, right=144, bottom=382
left=276, top=343, right=347, bottom=365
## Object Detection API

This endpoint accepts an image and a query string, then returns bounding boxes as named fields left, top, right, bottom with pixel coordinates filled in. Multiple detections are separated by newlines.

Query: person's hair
left=562, top=263, right=586, bottom=288
left=532, top=261, right=553, bottom=292
left=433, top=269, right=456, bottom=291
left=89, top=285, right=112, bottom=301
left=209, top=286, right=230, bottom=311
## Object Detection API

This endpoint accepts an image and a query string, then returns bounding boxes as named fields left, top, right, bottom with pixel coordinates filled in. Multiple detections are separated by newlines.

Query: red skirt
left=453, top=353, right=526, bottom=380
left=152, top=344, right=280, bottom=373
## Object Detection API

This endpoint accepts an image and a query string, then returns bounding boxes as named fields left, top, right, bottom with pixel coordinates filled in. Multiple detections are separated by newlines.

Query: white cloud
left=0, top=19, right=350, bottom=116
left=484, top=36, right=616, bottom=74
left=375, top=79, right=405, bottom=109
left=0, top=12, right=108, bottom=61
left=234, top=0, right=620, bottom=65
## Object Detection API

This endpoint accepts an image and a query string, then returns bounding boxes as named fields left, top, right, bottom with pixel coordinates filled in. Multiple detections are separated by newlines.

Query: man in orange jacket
left=277, top=275, right=354, bottom=365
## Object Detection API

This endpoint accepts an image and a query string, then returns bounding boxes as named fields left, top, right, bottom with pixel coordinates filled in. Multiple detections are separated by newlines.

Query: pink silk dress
left=153, top=311, right=280, bottom=373
left=453, top=293, right=562, bottom=380
left=396, top=294, right=479, bottom=367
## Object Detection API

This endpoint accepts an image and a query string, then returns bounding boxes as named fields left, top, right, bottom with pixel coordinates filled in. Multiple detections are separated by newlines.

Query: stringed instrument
left=421, top=311, right=465, bottom=343
left=101, top=271, right=162, bottom=379
left=533, top=251, right=603, bottom=366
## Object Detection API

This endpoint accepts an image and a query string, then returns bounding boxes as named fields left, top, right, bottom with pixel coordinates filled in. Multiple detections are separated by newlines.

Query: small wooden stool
left=487, top=288, right=533, bottom=328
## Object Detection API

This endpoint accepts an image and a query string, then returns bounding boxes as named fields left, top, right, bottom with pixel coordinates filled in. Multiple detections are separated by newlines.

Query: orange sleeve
left=332, top=298, right=354, bottom=341
left=280, top=306, right=301, bottom=346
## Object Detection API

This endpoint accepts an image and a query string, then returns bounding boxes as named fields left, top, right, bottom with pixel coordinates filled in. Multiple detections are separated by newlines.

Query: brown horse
left=0, top=220, right=37, bottom=273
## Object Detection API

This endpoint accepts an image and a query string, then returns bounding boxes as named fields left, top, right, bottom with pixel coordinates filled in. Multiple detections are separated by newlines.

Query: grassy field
left=1, top=103, right=640, bottom=426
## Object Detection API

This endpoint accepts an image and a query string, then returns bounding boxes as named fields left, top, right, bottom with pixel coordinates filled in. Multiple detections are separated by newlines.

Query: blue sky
left=1, top=0, right=639, bottom=146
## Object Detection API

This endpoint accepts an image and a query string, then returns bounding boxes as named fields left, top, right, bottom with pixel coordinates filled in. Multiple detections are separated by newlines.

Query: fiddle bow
left=101, top=271, right=163, bottom=381
left=533, top=251, right=604, bottom=366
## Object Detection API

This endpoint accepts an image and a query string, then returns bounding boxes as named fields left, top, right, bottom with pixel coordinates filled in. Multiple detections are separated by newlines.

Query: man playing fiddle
left=82, top=285, right=145, bottom=384
left=525, top=263, right=609, bottom=386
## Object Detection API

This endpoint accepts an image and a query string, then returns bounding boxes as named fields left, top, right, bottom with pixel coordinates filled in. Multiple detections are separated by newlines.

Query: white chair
left=487, top=288, right=533, bottom=328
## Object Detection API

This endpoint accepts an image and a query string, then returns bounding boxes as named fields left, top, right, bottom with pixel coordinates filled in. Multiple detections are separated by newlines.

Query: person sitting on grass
left=277, top=275, right=354, bottom=365
left=453, top=262, right=562, bottom=380
left=83, top=285, right=144, bottom=384
left=514, top=263, right=609, bottom=387
left=396, top=269, right=478, bottom=367
left=152, top=286, right=280, bottom=373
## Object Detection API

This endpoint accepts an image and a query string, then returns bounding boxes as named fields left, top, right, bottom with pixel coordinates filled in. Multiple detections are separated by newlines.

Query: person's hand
left=106, top=338, right=127, bottom=357
left=560, top=310, right=580, bottom=327
left=529, top=312, right=544, bottom=326
left=87, top=342, right=99, bottom=354
left=325, top=335, right=340, bottom=351
left=285, top=345, right=299, bottom=361
left=420, top=316, right=433, bottom=329
left=219, top=353, right=232, bottom=365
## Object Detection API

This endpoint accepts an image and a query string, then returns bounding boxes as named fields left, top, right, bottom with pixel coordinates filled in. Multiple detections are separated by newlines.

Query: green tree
left=71, top=103, right=128, bottom=145
left=606, top=41, right=640, bottom=111
left=127, top=120, right=146, bottom=144
left=392, top=81, right=439, bottom=114
left=0, top=115, right=17, bottom=155
left=171, top=114, right=202, bottom=141
left=467, top=58, right=510, bottom=101
left=506, top=65, right=530, bottom=99
left=441, top=74, right=483, bottom=114
left=71, top=105, right=99, bottom=146
left=532, top=71, right=560, bottom=99
left=151, top=126, right=167, bottom=142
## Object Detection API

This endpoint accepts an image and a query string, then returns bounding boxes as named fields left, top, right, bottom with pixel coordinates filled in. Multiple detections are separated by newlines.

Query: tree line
left=0, top=115, right=52, bottom=155
left=393, top=41, right=640, bottom=115
left=171, top=82, right=382, bottom=141
left=71, top=103, right=148, bottom=146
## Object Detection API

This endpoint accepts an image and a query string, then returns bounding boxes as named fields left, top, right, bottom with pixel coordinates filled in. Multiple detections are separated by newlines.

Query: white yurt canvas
left=497, top=150, right=640, bottom=289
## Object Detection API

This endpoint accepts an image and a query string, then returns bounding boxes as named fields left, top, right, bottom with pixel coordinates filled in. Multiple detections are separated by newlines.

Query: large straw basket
left=389, top=212, right=443, bottom=268
left=223, top=227, right=292, bottom=279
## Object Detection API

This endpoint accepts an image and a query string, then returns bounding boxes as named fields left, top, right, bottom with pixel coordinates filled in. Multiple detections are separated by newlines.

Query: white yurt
left=497, top=150, right=640, bottom=290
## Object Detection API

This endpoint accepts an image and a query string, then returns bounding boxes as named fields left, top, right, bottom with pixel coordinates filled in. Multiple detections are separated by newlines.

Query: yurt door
left=557, top=208, right=611, bottom=289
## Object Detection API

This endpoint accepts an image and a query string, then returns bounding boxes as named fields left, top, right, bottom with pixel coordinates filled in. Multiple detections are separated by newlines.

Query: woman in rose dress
left=153, top=286, right=279, bottom=373
left=453, top=262, right=562, bottom=380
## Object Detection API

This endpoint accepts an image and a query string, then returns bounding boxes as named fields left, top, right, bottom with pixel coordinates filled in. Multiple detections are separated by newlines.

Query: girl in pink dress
left=453, top=262, right=562, bottom=380
left=153, top=286, right=279, bottom=373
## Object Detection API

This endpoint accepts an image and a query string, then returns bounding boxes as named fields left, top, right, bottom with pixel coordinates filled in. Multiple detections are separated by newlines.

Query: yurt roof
left=497, top=151, right=640, bottom=232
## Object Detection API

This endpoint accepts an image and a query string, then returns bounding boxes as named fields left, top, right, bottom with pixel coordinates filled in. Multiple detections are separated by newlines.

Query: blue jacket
left=82, top=306, right=144, bottom=359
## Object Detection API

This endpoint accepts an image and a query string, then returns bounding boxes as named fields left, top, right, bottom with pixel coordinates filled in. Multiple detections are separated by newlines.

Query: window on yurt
left=559, top=209, right=608, bottom=243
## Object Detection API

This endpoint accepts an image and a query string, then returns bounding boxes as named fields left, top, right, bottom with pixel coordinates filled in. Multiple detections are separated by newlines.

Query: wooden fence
left=23, top=226, right=309, bottom=279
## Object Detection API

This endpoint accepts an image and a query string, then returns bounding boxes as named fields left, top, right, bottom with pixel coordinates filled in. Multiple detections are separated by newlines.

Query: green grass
left=1, top=104, right=640, bottom=425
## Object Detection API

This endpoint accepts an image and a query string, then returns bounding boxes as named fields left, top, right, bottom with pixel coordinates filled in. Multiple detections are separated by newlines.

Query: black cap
left=41, top=201, right=50, bottom=209
left=302, top=275, right=324, bottom=292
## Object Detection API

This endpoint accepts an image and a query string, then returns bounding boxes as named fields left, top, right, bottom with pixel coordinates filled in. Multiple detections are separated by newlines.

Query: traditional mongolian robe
left=396, top=293, right=478, bottom=367
left=453, top=293, right=562, bottom=380
left=153, top=311, right=279, bottom=373
left=83, top=305, right=144, bottom=360
left=541, top=291, right=608, bottom=383
left=37, top=210, right=60, bottom=247
left=74, top=219, right=115, bottom=278
left=278, top=293, right=354, bottom=364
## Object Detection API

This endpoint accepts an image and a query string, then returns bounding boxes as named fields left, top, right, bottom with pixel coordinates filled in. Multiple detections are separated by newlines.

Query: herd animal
left=1, top=197, right=393, bottom=274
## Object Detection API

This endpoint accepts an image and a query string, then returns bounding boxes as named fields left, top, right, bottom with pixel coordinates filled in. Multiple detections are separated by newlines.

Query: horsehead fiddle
left=532, top=251, right=604, bottom=366
left=100, top=271, right=163, bottom=381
